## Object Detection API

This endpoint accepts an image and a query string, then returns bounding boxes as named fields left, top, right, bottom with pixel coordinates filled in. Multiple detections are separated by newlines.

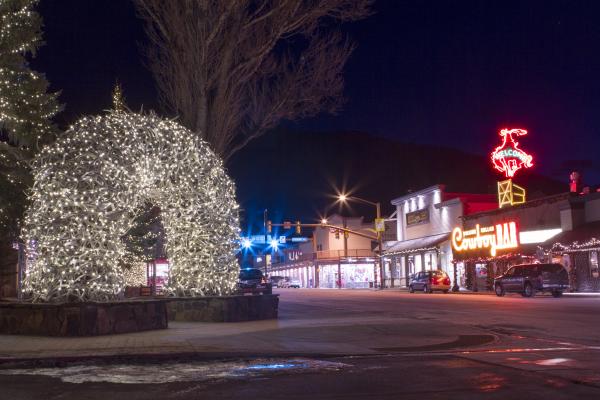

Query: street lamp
left=338, top=194, right=385, bottom=289
left=270, top=239, right=279, bottom=250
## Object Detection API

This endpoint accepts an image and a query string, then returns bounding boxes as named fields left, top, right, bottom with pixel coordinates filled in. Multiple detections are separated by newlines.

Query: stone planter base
left=167, top=294, right=279, bottom=322
left=0, top=300, right=167, bottom=336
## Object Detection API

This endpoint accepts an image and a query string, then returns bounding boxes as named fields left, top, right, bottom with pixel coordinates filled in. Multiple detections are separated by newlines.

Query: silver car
left=409, top=270, right=451, bottom=293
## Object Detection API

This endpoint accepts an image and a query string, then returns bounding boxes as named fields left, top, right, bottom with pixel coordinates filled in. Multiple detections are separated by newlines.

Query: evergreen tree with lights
left=0, top=0, right=61, bottom=241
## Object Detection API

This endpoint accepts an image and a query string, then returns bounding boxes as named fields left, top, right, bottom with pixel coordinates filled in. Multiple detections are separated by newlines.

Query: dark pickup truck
left=238, top=268, right=272, bottom=295
left=494, top=263, right=569, bottom=298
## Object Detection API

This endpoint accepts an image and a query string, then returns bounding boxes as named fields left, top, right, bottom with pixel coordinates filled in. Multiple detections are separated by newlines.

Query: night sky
left=30, top=0, right=600, bottom=219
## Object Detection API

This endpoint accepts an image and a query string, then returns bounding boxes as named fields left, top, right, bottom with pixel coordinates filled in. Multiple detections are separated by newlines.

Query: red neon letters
left=451, top=222, right=519, bottom=257
left=491, top=128, right=533, bottom=178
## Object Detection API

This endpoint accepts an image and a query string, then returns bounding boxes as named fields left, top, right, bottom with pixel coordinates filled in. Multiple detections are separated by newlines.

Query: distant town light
left=338, top=194, right=347, bottom=202
left=321, top=218, right=328, bottom=224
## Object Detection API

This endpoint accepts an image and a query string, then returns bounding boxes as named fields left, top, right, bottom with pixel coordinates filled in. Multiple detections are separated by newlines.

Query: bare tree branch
left=135, top=0, right=372, bottom=161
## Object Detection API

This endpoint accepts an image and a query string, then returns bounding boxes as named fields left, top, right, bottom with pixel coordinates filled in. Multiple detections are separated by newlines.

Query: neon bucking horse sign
left=491, top=128, right=534, bottom=178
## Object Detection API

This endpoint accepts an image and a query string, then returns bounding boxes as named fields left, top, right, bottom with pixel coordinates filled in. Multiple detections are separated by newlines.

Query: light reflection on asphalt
left=0, top=358, right=350, bottom=384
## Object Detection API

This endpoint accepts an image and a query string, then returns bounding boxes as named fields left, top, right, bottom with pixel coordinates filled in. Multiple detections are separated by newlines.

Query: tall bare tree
left=135, top=0, right=372, bottom=162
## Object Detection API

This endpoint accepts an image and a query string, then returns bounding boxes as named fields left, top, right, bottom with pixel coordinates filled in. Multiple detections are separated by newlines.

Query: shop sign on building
left=406, top=209, right=429, bottom=227
left=452, top=221, right=519, bottom=257
left=490, top=128, right=534, bottom=208
left=288, top=250, right=302, bottom=261
left=491, top=129, right=533, bottom=179
left=374, top=218, right=386, bottom=232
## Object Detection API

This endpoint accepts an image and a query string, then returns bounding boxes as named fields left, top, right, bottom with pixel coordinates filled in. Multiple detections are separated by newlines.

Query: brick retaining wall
left=0, top=300, right=168, bottom=336
left=167, top=294, right=279, bottom=322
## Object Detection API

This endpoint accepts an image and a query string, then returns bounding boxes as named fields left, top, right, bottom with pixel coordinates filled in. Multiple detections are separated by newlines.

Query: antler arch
left=22, top=112, right=240, bottom=302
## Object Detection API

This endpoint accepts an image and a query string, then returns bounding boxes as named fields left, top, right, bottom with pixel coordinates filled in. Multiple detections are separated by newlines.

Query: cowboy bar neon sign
left=452, top=221, right=519, bottom=256
left=491, top=128, right=533, bottom=178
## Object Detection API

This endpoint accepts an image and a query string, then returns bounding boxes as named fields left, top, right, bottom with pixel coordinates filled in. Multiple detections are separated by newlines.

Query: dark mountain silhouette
left=228, top=130, right=566, bottom=233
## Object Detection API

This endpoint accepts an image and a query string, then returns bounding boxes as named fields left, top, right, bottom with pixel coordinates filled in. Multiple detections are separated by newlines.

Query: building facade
left=268, top=214, right=378, bottom=288
left=384, top=185, right=497, bottom=288
left=453, top=193, right=567, bottom=291
left=454, top=190, right=600, bottom=292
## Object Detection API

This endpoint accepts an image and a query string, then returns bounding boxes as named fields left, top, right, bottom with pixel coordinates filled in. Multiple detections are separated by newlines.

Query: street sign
left=279, top=236, right=286, bottom=244
left=374, top=218, right=386, bottom=232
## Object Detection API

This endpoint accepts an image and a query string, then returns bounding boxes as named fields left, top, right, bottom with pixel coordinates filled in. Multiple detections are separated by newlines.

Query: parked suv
left=494, top=263, right=569, bottom=298
left=238, top=268, right=272, bottom=295
left=409, top=270, right=451, bottom=293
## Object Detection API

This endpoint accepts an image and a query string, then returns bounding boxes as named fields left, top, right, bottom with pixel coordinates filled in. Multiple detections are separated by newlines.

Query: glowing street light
left=338, top=194, right=347, bottom=202
left=270, top=239, right=279, bottom=249
left=321, top=218, right=328, bottom=225
left=242, top=238, right=252, bottom=249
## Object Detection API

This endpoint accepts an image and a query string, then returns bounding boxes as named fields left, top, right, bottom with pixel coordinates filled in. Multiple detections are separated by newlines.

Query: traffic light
left=267, top=220, right=272, bottom=233
left=334, top=230, right=340, bottom=239
left=295, top=221, right=301, bottom=235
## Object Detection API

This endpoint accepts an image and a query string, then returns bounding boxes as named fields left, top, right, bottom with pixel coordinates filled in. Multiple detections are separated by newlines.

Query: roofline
left=434, top=197, right=462, bottom=209
left=461, top=192, right=572, bottom=220
left=391, top=184, right=445, bottom=205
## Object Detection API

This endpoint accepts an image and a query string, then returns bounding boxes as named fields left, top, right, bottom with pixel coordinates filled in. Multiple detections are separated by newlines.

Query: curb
left=383, top=288, right=600, bottom=297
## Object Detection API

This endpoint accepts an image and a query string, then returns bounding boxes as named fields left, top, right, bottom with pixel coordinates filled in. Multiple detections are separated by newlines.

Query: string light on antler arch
left=22, top=111, right=241, bottom=302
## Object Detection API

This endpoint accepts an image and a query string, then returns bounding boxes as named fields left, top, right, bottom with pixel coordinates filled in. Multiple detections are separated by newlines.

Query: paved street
left=1, top=289, right=600, bottom=399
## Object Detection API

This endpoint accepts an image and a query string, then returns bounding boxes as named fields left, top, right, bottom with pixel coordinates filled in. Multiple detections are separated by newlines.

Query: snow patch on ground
left=0, top=358, right=350, bottom=384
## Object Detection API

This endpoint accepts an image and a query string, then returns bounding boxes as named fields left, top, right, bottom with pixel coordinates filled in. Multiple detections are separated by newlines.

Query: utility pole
left=263, top=209, right=268, bottom=276
left=337, top=194, right=386, bottom=289
left=376, top=202, right=384, bottom=289
left=343, top=216, right=348, bottom=257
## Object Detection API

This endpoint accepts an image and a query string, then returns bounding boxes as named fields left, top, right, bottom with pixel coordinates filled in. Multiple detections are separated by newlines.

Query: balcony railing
left=315, top=249, right=374, bottom=259
left=271, top=249, right=375, bottom=267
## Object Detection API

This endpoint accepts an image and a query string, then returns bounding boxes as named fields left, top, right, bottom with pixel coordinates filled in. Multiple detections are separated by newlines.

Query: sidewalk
left=1, top=289, right=599, bottom=367
left=0, top=313, right=492, bottom=367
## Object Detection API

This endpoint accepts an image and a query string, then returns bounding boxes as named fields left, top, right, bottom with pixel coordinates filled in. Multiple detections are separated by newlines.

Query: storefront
left=386, top=232, right=452, bottom=287
left=269, top=255, right=377, bottom=289
left=449, top=190, right=600, bottom=292
left=451, top=220, right=542, bottom=291
left=384, top=185, right=497, bottom=288
left=543, top=221, right=600, bottom=292
left=272, top=259, right=317, bottom=288
left=317, top=260, right=375, bottom=289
